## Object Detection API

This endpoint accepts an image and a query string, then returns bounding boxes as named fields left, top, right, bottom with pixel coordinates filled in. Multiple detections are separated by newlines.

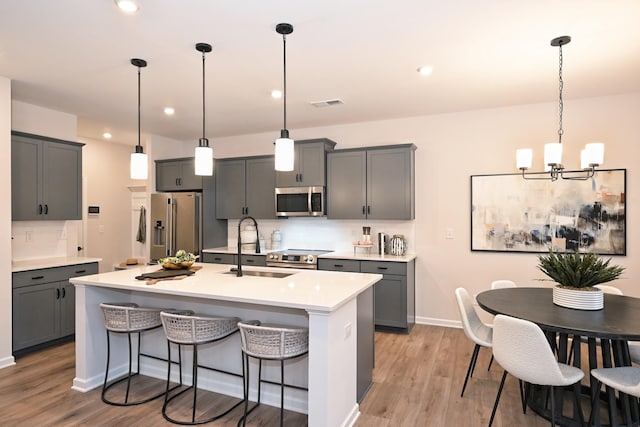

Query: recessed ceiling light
left=417, top=65, right=433, bottom=76
left=115, top=0, right=140, bottom=14
left=103, top=132, right=112, bottom=139
left=164, top=107, right=175, bottom=115
left=271, top=89, right=282, bottom=99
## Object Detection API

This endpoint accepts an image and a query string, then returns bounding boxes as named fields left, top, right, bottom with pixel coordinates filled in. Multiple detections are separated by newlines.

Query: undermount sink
left=224, top=268, right=293, bottom=279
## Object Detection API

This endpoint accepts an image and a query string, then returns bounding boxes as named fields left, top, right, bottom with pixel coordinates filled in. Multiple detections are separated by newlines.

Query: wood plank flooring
left=0, top=325, right=550, bottom=426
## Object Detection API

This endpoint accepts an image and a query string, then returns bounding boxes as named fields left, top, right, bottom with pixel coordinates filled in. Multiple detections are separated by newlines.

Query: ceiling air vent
left=310, top=98, right=344, bottom=108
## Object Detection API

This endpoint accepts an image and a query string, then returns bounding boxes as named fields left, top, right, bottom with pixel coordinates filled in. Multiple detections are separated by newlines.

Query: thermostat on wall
left=88, top=206, right=100, bottom=215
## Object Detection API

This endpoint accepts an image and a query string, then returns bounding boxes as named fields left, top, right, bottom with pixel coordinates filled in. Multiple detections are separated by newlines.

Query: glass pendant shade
left=544, top=143, right=562, bottom=170
left=195, top=145, right=213, bottom=176
left=516, top=148, right=533, bottom=170
left=585, top=142, right=604, bottom=167
left=275, top=137, right=295, bottom=171
left=130, top=150, right=148, bottom=180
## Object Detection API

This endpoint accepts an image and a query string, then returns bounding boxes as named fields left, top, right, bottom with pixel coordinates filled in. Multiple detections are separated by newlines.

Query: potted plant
left=537, top=251, right=625, bottom=310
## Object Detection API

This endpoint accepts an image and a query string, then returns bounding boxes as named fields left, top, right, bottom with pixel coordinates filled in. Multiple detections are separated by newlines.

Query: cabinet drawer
left=241, top=254, right=266, bottom=267
left=202, top=253, right=235, bottom=264
left=62, top=263, right=99, bottom=278
left=13, top=268, right=68, bottom=288
left=360, top=260, right=406, bottom=276
left=318, top=258, right=361, bottom=272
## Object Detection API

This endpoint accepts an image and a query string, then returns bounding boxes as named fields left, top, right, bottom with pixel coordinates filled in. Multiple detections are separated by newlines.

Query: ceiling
left=1, top=1, right=640, bottom=147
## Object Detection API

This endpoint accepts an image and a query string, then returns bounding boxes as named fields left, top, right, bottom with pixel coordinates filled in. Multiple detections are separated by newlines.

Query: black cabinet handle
left=62, top=287, right=66, bottom=298
left=214, top=257, right=222, bottom=261
left=44, top=204, right=48, bottom=214
left=299, top=173, right=303, bottom=182
left=334, top=264, right=344, bottom=268
left=377, top=266, right=388, bottom=271
left=31, top=275, right=45, bottom=280
left=362, top=206, right=366, bottom=215
left=56, top=288, right=60, bottom=299
left=246, top=259, right=254, bottom=263
left=75, top=269, right=86, bottom=274
left=38, top=204, right=43, bottom=214
left=367, top=206, right=371, bottom=215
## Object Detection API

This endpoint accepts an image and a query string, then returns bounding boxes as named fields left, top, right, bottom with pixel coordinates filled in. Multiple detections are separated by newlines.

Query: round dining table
left=477, top=287, right=640, bottom=427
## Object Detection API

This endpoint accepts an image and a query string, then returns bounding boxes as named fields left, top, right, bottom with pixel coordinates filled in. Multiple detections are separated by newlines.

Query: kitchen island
left=70, top=262, right=381, bottom=427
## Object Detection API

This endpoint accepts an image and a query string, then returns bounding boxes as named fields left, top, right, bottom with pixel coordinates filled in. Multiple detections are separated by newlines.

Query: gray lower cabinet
left=11, top=131, right=84, bottom=221
left=12, top=262, right=99, bottom=352
left=327, top=144, right=416, bottom=220
left=215, top=156, right=275, bottom=219
left=361, top=260, right=415, bottom=332
left=318, top=258, right=416, bottom=332
left=156, top=158, right=203, bottom=191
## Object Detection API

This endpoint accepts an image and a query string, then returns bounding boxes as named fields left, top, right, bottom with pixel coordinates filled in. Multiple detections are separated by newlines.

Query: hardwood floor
left=0, top=325, right=550, bottom=426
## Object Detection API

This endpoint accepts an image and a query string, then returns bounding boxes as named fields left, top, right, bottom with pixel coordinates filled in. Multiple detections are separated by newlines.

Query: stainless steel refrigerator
left=150, top=192, right=201, bottom=262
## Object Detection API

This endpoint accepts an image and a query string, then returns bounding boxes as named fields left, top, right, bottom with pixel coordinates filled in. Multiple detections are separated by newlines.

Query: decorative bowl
left=162, top=261, right=194, bottom=270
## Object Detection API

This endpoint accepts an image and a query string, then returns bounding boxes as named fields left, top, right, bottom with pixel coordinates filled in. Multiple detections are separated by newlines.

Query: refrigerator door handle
left=167, top=199, right=174, bottom=256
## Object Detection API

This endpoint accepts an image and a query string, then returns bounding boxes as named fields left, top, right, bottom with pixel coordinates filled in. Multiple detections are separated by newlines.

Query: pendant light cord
left=282, top=32, right=288, bottom=132
left=137, top=65, right=141, bottom=149
left=201, top=49, right=206, bottom=140
left=557, top=42, right=564, bottom=144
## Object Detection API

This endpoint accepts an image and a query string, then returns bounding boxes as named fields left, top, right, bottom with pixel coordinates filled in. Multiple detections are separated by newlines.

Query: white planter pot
left=552, top=285, right=604, bottom=310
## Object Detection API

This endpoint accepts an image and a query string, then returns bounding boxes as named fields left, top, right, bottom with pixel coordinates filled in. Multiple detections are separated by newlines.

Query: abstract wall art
left=470, top=169, right=626, bottom=255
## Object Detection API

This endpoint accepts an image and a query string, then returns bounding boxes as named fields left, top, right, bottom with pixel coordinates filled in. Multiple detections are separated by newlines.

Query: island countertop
left=70, top=262, right=381, bottom=313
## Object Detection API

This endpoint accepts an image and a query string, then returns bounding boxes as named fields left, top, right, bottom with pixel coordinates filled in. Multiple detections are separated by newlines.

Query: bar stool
left=160, top=311, right=243, bottom=425
left=100, top=302, right=188, bottom=406
left=237, top=321, right=309, bottom=427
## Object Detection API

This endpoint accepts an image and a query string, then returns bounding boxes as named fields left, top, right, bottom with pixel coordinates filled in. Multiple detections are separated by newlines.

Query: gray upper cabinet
left=327, top=144, right=416, bottom=220
left=276, top=138, right=336, bottom=187
left=156, top=158, right=203, bottom=191
left=216, top=156, right=275, bottom=219
left=11, top=131, right=83, bottom=221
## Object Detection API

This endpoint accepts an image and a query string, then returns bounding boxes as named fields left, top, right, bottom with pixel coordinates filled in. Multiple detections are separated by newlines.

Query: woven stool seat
left=238, top=322, right=309, bottom=360
left=238, top=321, right=309, bottom=427
left=161, top=312, right=240, bottom=344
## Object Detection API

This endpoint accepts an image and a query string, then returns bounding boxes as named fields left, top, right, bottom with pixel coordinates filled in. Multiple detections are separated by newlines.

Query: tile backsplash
left=11, top=221, right=79, bottom=261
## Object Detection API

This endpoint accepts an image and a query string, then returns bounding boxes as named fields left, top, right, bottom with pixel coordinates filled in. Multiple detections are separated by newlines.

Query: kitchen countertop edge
left=203, top=247, right=416, bottom=262
left=12, top=256, right=103, bottom=272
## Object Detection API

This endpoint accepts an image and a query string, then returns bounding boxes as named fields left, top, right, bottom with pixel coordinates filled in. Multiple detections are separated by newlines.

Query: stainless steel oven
left=275, top=186, right=325, bottom=217
left=265, top=249, right=332, bottom=269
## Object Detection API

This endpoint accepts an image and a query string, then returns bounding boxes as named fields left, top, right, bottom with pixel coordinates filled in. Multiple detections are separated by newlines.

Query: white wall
left=0, top=76, right=14, bottom=368
left=212, top=92, right=640, bottom=325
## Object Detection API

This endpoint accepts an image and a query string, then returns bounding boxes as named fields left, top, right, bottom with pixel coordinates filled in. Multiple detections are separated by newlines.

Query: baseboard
left=340, top=403, right=360, bottom=427
left=0, top=355, right=16, bottom=369
left=415, top=316, right=461, bottom=329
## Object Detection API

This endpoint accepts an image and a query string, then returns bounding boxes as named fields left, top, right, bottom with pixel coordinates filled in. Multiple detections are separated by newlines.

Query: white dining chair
left=590, top=366, right=640, bottom=424
left=489, top=314, right=584, bottom=427
left=490, top=280, right=517, bottom=289
left=454, top=287, right=493, bottom=397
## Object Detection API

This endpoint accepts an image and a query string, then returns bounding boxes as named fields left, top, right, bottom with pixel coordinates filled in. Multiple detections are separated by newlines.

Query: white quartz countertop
left=203, top=247, right=416, bottom=262
left=70, top=262, right=381, bottom=313
left=12, top=256, right=102, bottom=272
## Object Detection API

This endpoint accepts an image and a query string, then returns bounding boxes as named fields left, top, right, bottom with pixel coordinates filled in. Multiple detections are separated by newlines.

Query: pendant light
left=516, top=36, right=604, bottom=181
left=194, top=42, right=213, bottom=176
left=130, top=58, right=148, bottom=180
left=274, top=23, right=295, bottom=172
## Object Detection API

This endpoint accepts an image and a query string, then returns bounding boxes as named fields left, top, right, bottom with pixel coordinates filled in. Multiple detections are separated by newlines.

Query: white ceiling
left=1, top=0, right=640, bottom=147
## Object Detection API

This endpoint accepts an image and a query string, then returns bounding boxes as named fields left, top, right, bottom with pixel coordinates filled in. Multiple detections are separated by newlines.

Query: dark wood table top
left=476, top=287, right=640, bottom=341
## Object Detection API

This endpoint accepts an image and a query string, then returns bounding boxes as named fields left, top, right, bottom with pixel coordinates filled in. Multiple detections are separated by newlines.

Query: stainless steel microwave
left=275, top=186, right=325, bottom=217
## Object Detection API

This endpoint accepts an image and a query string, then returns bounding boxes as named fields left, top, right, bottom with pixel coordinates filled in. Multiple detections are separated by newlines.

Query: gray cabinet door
left=11, top=136, right=42, bottom=220
left=215, top=159, right=246, bottom=218
left=11, top=133, right=83, bottom=221
left=156, top=161, right=181, bottom=191
left=367, top=147, right=414, bottom=220
left=177, top=160, right=203, bottom=190
left=12, top=282, right=61, bottom=351
left=245, top=157, right=276, bottom=219
left=42, top=142, right=82, bottom=220
left=202, top=252, right=236, bottom=264
left=326, top=150, right=367, bottom=219
left=373, top=274, right=407, bottom=328
left=60, top=281, right=75, bottom=337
